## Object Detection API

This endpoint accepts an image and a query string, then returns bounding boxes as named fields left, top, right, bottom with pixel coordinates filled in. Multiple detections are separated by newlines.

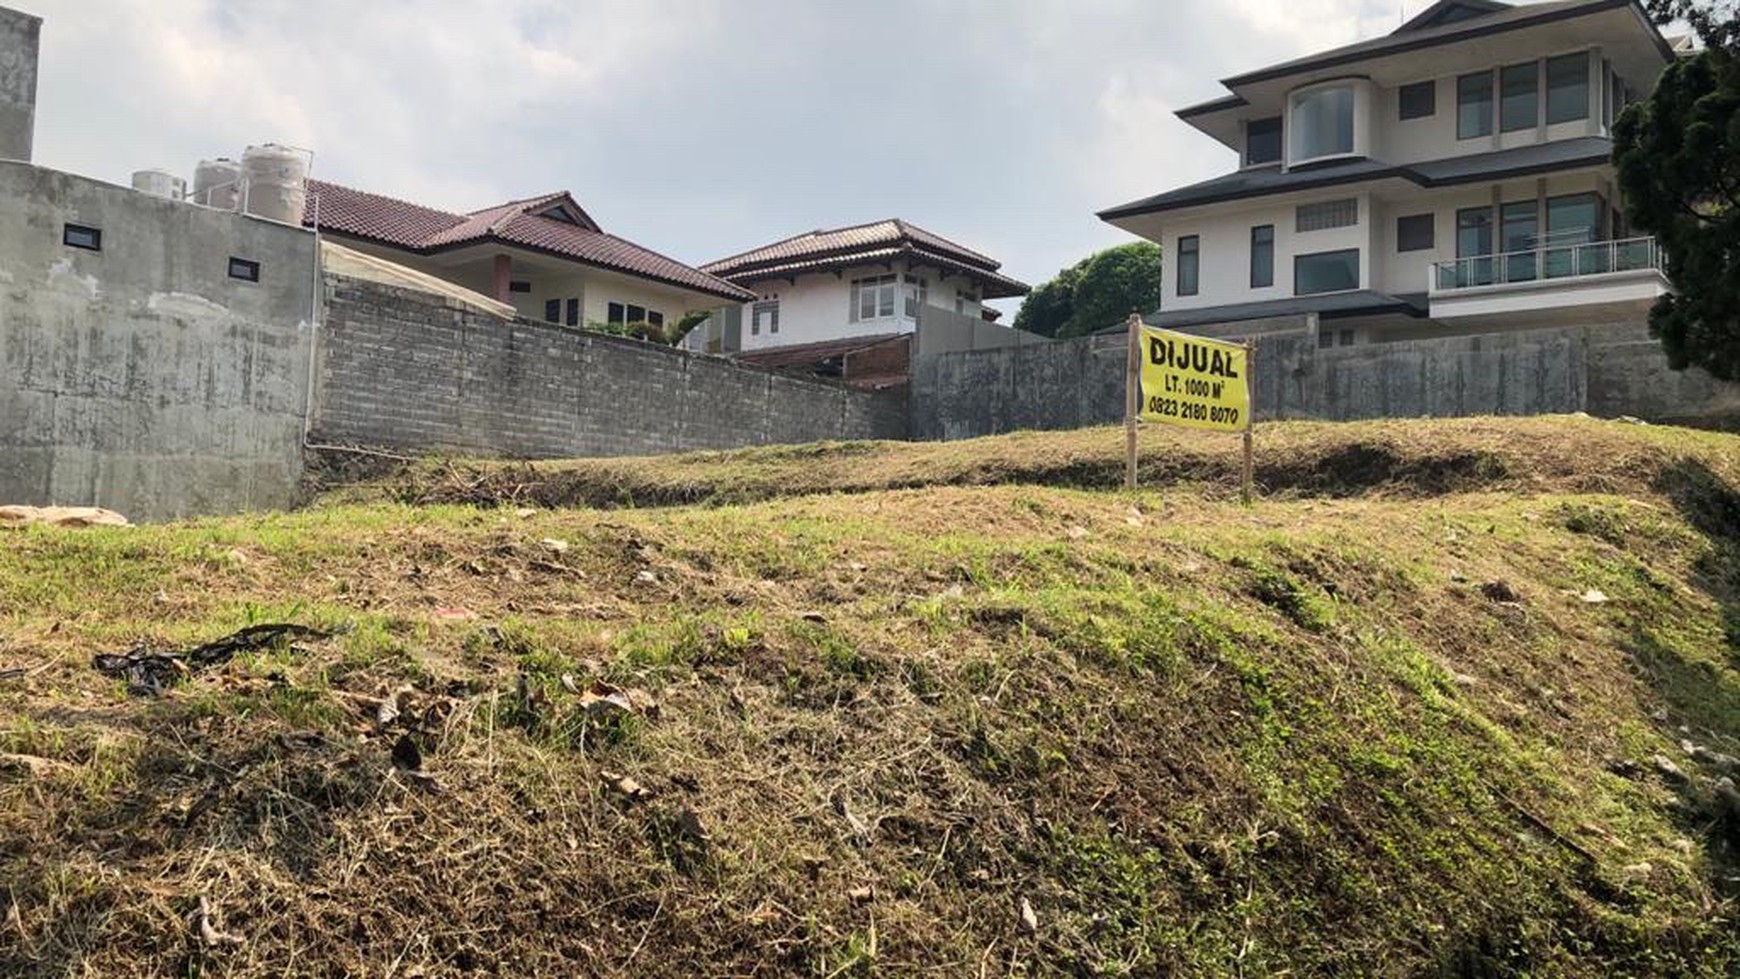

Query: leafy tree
left=1643, top=0, right=1739, bottom=50
left=1013, top=241, right=1163, bottom=339
left=1614, top=43, right=1740, bottom=378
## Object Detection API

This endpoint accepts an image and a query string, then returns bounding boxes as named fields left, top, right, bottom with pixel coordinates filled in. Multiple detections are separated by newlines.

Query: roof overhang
left=1097, top=290, right=1429, bottom=333
left=723, top=246, right=1030, bottom=300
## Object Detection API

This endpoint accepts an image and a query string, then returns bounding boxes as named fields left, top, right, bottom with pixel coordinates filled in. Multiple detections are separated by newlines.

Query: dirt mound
left=5, top=417, right=1740, bottom=975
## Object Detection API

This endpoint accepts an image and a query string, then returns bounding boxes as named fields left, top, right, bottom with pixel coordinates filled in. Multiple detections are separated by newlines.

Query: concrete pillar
left=492, top=254, right=511, bottom=303
left=0, top=6, right=40, bottom=163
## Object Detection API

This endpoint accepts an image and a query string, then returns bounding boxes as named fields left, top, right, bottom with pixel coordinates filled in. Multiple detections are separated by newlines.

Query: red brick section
left=303, top=180, right=752, bottom=303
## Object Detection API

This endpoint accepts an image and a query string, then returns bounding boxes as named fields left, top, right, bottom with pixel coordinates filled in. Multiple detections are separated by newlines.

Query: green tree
left=1013, top=241, right=1163, bottom=339
left=1614, top=44, right=1740, bottom=379
left=1643, top=0, right=1738, bottom=51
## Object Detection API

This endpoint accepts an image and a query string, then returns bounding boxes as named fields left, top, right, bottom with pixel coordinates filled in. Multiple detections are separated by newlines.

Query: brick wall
left=311, top=275, right=908, bottom=458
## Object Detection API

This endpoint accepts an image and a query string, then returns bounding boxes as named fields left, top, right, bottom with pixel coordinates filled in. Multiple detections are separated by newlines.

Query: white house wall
left=1158, top=194, right=1373, bottom=312
left=736, top=260, right=988, bottom=352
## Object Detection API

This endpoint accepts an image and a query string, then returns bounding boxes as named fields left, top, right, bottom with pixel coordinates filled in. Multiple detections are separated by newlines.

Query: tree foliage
left=1644, top=0, right=1739, bottom=50
left=1614, top=43, right=1740, bottom=379
left=1013, top=241, right=1163, bottom=339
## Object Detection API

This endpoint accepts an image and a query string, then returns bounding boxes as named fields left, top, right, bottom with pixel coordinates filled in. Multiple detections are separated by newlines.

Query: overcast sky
left=26, top=0, right=1447, bottom=311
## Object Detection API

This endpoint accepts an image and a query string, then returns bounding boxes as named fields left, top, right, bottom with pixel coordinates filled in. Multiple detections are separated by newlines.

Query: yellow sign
left=1138, top=327, right=1250, bottom=432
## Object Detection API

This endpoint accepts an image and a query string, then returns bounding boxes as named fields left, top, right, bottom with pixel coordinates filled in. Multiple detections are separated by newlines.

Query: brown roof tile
left=305, top=180, right=752, bottom=303
left=702, top=219, right=1028, bottom=300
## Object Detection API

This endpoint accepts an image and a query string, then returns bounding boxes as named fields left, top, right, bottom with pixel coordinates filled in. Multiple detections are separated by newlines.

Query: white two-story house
left=1099, top=0, right=1684, bottom=346
left=696, top=219, right=1030, bottom=354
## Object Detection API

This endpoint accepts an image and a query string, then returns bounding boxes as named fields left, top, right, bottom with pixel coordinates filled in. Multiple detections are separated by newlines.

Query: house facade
left=694, top=220, right=1030, bottom=354
left=1100, top=0, right=1682, bottom=345
left=303, top=181, right=752, bottom=333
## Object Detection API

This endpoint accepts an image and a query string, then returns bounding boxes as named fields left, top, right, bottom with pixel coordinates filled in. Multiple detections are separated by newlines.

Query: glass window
left=647, top=310, right=664, bottom=328
left=508, top=280, right=531, bottom=293
left=567, top=299, right=581, bottom=326
left=544, top=299, right=560, bottom=323
left=1294, top=249, right=1359, bottom=295
left=1246, top=116, right=1282, bottom=166
left=1501, top=200, right=1539, bottom=281
left=1297, top=198, right=1358, bottom=232
left=63, top=224, right=101, bottom=251
left=1317, top=330, right=1335, bottom=349
left=1501, top=63, right=1538, bottom=132
left=903, top=274, right=927, bottom=318
left=1545, top=193, right=1606, bottom=277
left=1454, top=207, right=1495, bottom=287
left=626, top=304, right=647, bottom=323
left=851, top=275, right=897, bottom=321
left=1457, top=71, right=1493, bottom=139
left=752, top=300, right=778, bottom=336
left=1396, top=213, right=1435, bottom=252
left=1176, top=236, right=1199, bottom=297
left=1547, top=52, right=1590, bottom=124
left=1399, top=80, right=1436, bottom=120
left=1250, top=225, right=1274, bottom=289
left=1290, top=86, right=1355, bottom=161
left=227, top=257, right=260, bottom=282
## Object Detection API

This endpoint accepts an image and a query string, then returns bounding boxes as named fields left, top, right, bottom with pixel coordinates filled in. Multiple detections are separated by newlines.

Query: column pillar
left=493, top=254, right=512, bottom=303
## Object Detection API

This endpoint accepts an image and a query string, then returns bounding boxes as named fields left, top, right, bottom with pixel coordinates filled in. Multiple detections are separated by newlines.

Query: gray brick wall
left=311, top=275, right=908, bottom=458
left=911, top=322, right=1740, bottom=440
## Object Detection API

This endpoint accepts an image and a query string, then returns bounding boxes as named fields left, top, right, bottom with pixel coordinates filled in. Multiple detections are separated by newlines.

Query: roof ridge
left=307, top=178, right=466, bottom=225
left=703, top=218, right=902, bottom=271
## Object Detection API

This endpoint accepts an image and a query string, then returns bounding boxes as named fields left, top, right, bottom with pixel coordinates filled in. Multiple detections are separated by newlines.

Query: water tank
left=240, top=143, right=308, bottom=225
left=130, top=169, right=185, bottom=200
left=192, top=158, right=240, bottom=210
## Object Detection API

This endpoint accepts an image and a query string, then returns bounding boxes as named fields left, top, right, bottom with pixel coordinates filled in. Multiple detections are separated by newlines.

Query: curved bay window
left=1289, top=85, right=1355, bottom=163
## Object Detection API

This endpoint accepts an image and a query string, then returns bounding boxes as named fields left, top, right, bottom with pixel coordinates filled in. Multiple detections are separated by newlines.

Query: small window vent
left=1297, top=199, right=1359, bottom=233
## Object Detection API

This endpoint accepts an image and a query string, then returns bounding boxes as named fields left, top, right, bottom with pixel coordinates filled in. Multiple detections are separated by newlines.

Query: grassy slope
left=3, top=417, right=1739, bottom=976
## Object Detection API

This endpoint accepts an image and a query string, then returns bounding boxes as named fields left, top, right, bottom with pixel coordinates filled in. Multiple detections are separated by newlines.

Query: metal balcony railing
left=1429, top=236, right=1661, bottom=293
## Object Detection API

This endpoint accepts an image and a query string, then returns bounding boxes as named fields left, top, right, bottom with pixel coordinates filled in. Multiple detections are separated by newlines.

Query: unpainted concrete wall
left=0, top=161, right=317, bottom=520
left=911, top=321, right=1740, bottom=440
left=311, top=275, right=908, bottom=459
left=0, top=6, right=38, bottom=162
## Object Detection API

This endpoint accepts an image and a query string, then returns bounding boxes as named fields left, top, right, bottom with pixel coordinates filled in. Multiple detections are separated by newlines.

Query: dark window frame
left=1176, top=235, right=1200, bottom=297
left=508, top=280, right=531, bottom=294
left=544, top=299, right=561, bottom=323
left=1250, top=225, right=1275, bottom=289
left=1500, top=61, right=1539, bottom=132
left=1396, top=213, right=1435, bottom=252
left=1398, top=80, right=1436, bottom=120
left=1245, top=116, right=1283, bottom=166
left=1457, top=71, right=1494, bottom=139
left=63, top=224, right=102, bottom=251
left=566, top=298, right=580, bottom=327
left=1293, top=248, right=1361, bottom=296
left=1546, top=51, right=1590, bottom=125
left=227, top=257, right=260, bottom=282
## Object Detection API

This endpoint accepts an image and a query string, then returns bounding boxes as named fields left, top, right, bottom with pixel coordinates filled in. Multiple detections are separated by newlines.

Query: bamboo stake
left=1241, top=337, right=1256, bottom=506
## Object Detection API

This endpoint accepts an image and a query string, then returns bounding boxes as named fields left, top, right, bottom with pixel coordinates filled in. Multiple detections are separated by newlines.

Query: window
left=1339, top=330, right=1355, bottom=347
left=609, top=303, right=650, bottom=324
left=509, top=280, right=531, bottom=294
left=1250, top=225, right=1274, bottom=289
left=1294, top=249, right=1359, bottom=295
left=63, top=224, right=101, bottom=251
left=544, top=299, right=561, bottom=323
left=1297, top=198, right=1358, bottom=232
left=1246, top=116, right=1282, bottom=166
left=1500, top=62, right=1538, bottom=132
left=903, top=274, right=927, bottom=318
left=752, top=300, right=778, bottom=336
left=1290, top=85, right=1355, bottom=161
left=647, top=310, right=664, bottom=329
left=566, top=298, right=580, bottom=326
left=1501, top=200, right=1539, bottom=281
left=851, top=275, right=897, bottom=321
left=1455, top=206, right=1495, bottom=286
left=1546, top=52, right=1589, bottom=124
left=1457, top=71, right=1493, bottom=139
left=227, top=257, right=260, bottom=282
left=1317, top=330, right=1335, bottom=349
left=1176, top=235, right=1199, bottom=297
left=1399, top=80, right=1436, bottom=120
left=1545, top=193, right=1607, bottom=276
left=1396, top=213, right=1435, bottom=252
left=955, top=289, right=979, bottom=315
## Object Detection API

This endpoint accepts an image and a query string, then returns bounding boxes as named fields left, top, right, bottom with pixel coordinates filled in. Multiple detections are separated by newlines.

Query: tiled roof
left=702, top=220, right=1029, bottom=300
left=304, top=180, right=752, bottom=303
left=734, top=333, right=907, bottom=371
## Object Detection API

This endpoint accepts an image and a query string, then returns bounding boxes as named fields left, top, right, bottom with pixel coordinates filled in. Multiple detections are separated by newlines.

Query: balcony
left=1428, top=237, right=1670, bottom=321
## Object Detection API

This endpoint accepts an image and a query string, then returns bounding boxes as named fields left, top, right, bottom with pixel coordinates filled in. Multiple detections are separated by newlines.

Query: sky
left=25, top=0, right=1445, bottom=314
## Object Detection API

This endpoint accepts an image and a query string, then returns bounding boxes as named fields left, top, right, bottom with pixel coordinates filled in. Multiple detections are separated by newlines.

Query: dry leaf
left=1019, top=897, right=1039, bottom=935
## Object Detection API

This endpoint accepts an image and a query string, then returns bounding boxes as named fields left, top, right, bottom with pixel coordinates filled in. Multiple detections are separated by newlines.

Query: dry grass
left=3, top=417, right=1739, bottom=976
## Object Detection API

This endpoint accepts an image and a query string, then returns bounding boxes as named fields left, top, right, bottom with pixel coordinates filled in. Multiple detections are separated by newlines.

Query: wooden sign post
left=1124, top=311, right=1141, bottom=490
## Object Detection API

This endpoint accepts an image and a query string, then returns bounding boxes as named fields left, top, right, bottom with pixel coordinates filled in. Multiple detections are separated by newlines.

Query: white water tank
left=131, top=169, right=185, bottom=200
left=192, top=158, right=240, bottom=210
left=240, top=143, right=308, bottom=225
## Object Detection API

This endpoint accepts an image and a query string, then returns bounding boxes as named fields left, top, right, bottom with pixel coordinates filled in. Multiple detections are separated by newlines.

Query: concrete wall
left=310, top=274, right=907, bottom=459
left=0, top=6, right=38, bottom=162
left=911, top=320, right=1740, bottom=440
left=913, top=304, right=1047, bottom=359
left=0, top=161, right=318, bottom=520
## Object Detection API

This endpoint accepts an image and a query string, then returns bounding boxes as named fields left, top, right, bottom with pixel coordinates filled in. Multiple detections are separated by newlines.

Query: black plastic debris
left=92, top=624, right=334, bottom=696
